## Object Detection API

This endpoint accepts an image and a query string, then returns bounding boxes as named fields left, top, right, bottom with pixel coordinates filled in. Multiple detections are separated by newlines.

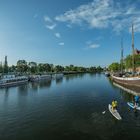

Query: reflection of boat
left=0, top=75, right=28, bottom=88
left=52, top=73, right=63, bottom=79
left=113, top=82, right=140, bottom=95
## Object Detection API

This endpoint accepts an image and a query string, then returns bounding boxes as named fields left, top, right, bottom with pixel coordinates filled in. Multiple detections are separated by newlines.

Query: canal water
left=0, top=73, right=140, bottom=140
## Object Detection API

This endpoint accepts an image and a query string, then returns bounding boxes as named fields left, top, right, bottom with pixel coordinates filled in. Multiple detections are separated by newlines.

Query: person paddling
left=134, top=95, right=139, bottom=108
left=112, top=100, right=118, bottom=111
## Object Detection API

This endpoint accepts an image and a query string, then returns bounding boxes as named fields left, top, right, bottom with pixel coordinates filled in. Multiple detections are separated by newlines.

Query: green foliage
left=108, top=62, right=120, bottom=72
left=38, top=63, right=51, bottom=73
left=4, top=56, right=8, bottom=73
left=38, top=63, right=44, bottom=72
left=0, top=59, right=103, bottom=74
left=8, top=65, right=16, bottom=73
left=17, top=60, right=28, bottom=73
left=124, top=54, right=140, bottom=69
left=135, top=55, right=140, bottom=67
left=124, top=55, right=132, bottom=69
left=96, top=66, right=103, bottom=72
left=89, top=67, right=97, bottom=72
left=44, top=63, right=51, bottom=72
left=28, top=62, right=38, bottom=74
left=54, top=65, right=64, bottom=72
left=0, top=63, right=3, bottom=73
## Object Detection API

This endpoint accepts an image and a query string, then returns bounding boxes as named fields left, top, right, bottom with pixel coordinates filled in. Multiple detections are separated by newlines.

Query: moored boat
left=52, top=73, right=63, bottom=79
left=111, top=75, right=140, bottom=87
left=0, top=75, right=28, bottom=88
left=105, top=72, right=110, bottom=77
left=29, top=75, right=52, bottom=82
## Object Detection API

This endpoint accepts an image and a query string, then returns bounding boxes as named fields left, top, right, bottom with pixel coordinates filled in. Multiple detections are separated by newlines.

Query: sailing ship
left=111, top=23, right=140, bottom=88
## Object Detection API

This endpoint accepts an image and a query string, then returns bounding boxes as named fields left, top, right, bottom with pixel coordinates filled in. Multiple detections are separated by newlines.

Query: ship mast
left=132, top=23, right=135, bottom=74
left=120, top=37, right=123, bottom=74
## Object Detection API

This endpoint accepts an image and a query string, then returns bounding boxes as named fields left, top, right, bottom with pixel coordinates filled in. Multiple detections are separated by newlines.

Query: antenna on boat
left=132, top=23, right=135, bottom=74
left=120, top=37, right=123, bottom=74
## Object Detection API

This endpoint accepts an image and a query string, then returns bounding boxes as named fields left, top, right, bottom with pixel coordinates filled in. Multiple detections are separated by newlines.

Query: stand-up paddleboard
left=127, top=102, right=140, bottom=110
left=108, top=104, right=122, bottom=120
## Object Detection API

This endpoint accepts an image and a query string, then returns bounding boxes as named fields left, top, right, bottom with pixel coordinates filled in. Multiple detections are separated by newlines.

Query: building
left=134, top=49, right=140, bottom=55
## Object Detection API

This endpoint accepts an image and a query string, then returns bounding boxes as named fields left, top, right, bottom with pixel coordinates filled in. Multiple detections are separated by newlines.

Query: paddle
left=102, top=111, right=106, bottom=114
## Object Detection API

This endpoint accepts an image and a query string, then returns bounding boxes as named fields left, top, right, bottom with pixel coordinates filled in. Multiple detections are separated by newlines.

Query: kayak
left=108, top=104, right=122, bottom=120
left=127, top=102, right=140, bottom=110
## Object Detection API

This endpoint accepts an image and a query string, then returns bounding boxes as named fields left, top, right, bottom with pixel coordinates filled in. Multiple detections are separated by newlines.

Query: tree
left=8, top=65, right=16, bottom=72
left=135, top=54, right=140, bottom=67
left=50, top=64, right=54, bottom=72
left=0, top=62, right=3, bottom=73
left=89, top=66, right=96, bottom=72
left=38, top=63, right=44, bottom=73
left=64, top=66, right=69, bottom=71
left=96, top=66, right=103, bottom=72
left=108, top=62, right=120, bottom=72
left=69, top=65, right=74, bottom=71
left=43, top=63, right=51, bottom=72
left=54, top=65, right=64, bottom=72
left=124, top=55, right=132, bottom=69
left=28, top=62, right=38, bottom=74
left=4, top=56, right=8, bottom=73
left=17, top=60, right=28, bottom=73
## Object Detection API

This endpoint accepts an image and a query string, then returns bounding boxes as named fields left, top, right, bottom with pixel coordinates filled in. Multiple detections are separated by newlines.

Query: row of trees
left=0, top=60, right=103, bottom=74
left=108, top=54, right=140, bottom=72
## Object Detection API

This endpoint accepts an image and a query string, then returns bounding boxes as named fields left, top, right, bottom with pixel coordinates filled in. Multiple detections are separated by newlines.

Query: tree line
left=0, top=60, right=103, bottom=74
left=108, top=54, right=140, bottom=72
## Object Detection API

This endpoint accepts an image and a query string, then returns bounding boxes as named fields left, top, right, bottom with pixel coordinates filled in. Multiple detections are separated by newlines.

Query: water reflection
left=39, top=80, right=52, bottom=89
left=65, top=73, right=85, bottom=81
left=29, top=80, right=52, bottom=90
left=113, top=81, right=140, bottom=96
left=56, top=78, right=63, bottom=85
left=119, top=88, right=133, bottom=102
left=4, top=88, right=9, bottom=102
left=88, top=72, right=96, bottom=77
left=30, top=82, right=39, bottom=91
left=18, top=85, right=29, bottom=96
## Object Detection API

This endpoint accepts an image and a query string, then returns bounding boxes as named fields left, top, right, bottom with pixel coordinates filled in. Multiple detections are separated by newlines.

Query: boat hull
left=111, top=75, right=140, bottom=88
left=0, top=80, right=28, bottom=88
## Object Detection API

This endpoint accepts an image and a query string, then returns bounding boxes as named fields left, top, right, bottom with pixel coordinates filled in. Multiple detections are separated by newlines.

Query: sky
left=0, top=0, right=140, bottom=67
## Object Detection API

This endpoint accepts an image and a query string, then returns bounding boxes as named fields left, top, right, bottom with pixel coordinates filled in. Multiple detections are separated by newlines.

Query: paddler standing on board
left=112, top=100, right=118, bottom=111
left=134, top=95, right=139, bottom=108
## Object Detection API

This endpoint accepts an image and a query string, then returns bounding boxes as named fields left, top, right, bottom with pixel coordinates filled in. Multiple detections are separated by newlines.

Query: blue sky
left=0, top=0, right=140, bottom=67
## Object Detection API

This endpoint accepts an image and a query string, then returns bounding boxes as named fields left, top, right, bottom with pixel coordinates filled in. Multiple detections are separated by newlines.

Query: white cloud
left=45, top=24, right=56, bottom=30
left=44, top=16, right=56, bottom=30
left=55, top=0, right=140, bottom=33
left=59, top=42, right=64, bottom=46
left=88, top=43, right=100, bottom=49
left=85, top=41, right=100, bottom=50
left=55, top=32, right=61, bottom=38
